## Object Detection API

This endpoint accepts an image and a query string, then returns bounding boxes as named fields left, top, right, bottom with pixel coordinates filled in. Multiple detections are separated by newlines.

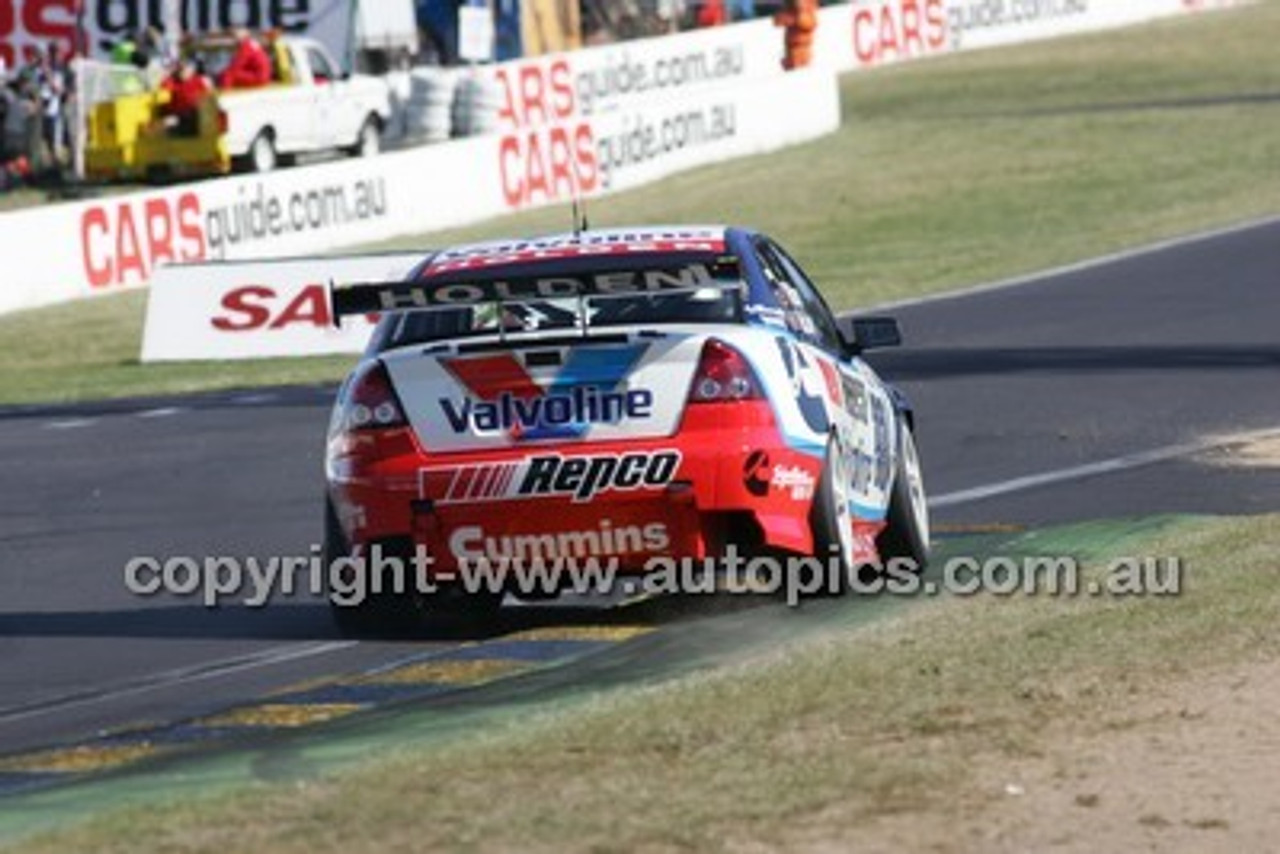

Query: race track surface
left=2, top=217, right=1278, bottom=756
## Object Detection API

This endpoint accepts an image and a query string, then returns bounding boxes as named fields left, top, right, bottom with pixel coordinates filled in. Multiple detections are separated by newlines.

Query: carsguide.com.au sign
left=78, top=177, right=391, bottom=289
left=75, top=174, right=396, bottom=289
left=813, top=0, right=1244, bottom=69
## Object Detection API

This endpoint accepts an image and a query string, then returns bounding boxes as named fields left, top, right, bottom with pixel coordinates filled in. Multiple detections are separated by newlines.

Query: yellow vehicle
left=85, top=84, right=231, bottom=182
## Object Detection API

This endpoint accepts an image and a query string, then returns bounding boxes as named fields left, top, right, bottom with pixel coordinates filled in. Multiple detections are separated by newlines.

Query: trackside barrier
left=0, top=0, right=1247, bottom=320
left=488, top=0, right=1250, bottom=128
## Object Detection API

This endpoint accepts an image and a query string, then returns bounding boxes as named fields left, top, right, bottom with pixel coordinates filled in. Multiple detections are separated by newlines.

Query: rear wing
left=329, top=256, right=742, bottom=327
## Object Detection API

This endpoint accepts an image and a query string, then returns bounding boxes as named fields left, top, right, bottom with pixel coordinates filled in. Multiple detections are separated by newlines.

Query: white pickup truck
left=192, top=34, right=393, bottom=173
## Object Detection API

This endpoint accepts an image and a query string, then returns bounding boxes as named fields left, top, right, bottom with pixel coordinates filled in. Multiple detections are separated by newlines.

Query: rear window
left=371, top=287, right=741, bottom=354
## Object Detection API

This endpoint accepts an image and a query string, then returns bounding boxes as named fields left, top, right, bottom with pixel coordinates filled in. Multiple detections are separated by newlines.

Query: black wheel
left=348, top=116, right=381, bottom=158
left=324, top=498, right=504, bottom=637
left=806, top=438, right=855, bottom=596
left=879, top=418, right=930, bottom=571
left=245, top=130, right=277, bottom=173
left=324, top=499, right=422, bottom=638
left=424, top=584, right=504, bottom=630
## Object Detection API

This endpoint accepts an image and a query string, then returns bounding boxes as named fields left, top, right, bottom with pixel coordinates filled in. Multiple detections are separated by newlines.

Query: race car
left=325, top=225, right=929, bottom=632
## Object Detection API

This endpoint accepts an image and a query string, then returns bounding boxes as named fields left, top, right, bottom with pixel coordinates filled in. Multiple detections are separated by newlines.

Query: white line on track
left=232, top=393, right=280, bottom=406
left=931, top=428, right=1280, bottom=509
left=872, top=212, right=1280, bottom=312
left=44, top=418, right=96, bottom=430
left=136, top=407, right=185, bottom=419
left=0, top=641, right=357, bottom=727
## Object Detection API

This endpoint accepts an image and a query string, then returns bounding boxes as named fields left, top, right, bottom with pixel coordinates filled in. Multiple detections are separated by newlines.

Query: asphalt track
left=2, top=216, right=1278, bottom=761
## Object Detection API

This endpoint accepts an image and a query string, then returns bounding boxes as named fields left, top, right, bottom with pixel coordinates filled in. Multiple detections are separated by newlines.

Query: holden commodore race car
left=324, top=225, right=929, bottom=632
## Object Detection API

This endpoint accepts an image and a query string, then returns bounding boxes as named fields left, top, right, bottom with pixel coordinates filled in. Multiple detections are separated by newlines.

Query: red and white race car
left=324, top=225, right=928, bottom=632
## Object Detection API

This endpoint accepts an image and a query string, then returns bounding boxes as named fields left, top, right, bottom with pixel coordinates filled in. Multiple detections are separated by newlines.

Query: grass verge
left=2, top=1, right=1279, bottom=404
left=9, top=513, right=1280, bottom=852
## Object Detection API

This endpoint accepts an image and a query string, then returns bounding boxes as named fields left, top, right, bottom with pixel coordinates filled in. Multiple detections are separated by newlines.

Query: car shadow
left=0, top=591, right=776, bottom=643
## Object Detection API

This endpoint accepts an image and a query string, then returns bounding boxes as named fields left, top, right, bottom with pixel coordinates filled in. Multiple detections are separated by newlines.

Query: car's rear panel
left=383, top=331, right=703, bottom=454
left=330, top=392, right=820, bottom=575
left=330, top=321, right=834, bottom=570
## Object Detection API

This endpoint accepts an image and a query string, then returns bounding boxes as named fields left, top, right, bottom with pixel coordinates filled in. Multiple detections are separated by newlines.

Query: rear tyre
left=879, top=418, right=931, bottom=572
left=807, top=438, right=855, bottom=596
left=324, top=499, right=422, bottom=638
left=423, top=584, right=504, bottom=632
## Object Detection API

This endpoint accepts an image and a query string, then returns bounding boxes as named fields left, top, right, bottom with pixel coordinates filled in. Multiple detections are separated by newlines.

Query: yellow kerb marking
left=503, top=625, right=654, bottom=643
left=196, top=703, right=364, bottom=729
left=363, top=659, right=528, bottom=685
left=0, top=742, right=164, bottom=774
left=933, top=523, right=1026, bottom=534
left=266, top=676, right=340, bottom=698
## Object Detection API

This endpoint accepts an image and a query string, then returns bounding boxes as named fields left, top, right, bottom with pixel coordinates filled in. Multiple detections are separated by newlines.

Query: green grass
left=0, top=188, right=52, bottom=214
left=0, top=290, right=354, bottom=404
left=2, top=2, right=1279, bottom=404
left=12, top=514, right=1280, bottom=853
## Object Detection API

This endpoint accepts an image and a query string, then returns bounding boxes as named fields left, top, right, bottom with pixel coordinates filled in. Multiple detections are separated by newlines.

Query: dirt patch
left=1201, top=433, right=1280, bottom=469
left=830, top=657, right=1280, bottom=853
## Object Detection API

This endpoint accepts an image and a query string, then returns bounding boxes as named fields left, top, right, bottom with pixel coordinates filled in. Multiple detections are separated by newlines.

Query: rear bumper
left=327, top=401, right=824, bottom=574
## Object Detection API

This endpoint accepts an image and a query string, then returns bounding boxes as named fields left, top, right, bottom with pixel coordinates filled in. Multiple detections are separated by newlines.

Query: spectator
left=161, top=58, right=212, bottom=136
left=696, top=0, right=727, bottom=27
left=775, top=0, right=818, bottom=70
left=38, top=43, right=67, bottom=165
left=139, top=26, right=174, bottom=68
left=0, top=81, right=11, bottom=162
left=11, top=69, right=46, bottom=174
left=0, top=155, right=31, bottom=192
left=218, top=30, right=272, bottom=89
left=110, top=38, right=138, bottom=66
left=655, top=0, right=685, bottom=33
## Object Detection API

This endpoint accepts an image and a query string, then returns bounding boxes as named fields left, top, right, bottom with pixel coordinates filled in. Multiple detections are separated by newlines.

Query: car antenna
left=571, top=193, right=590, bottom=240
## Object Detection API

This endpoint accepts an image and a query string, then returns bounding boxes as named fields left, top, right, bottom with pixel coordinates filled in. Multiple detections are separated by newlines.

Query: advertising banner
left=810, top=0, right=1248, bottom=72
left=140, top=251, right=423, bottom=361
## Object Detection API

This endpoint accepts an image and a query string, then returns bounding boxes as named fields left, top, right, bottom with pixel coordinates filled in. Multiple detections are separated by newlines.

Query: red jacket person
left=218, top=30, right=272, bottom=89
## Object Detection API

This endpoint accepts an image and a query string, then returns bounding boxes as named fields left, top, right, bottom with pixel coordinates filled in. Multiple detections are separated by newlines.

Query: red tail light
left=688, top=339, right=762, bottom=403
left=336, top=361, right=406, bottom=433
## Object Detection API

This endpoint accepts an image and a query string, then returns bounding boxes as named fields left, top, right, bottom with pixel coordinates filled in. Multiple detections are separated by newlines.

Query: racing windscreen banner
left=331, top=256, right=739, bottom=317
